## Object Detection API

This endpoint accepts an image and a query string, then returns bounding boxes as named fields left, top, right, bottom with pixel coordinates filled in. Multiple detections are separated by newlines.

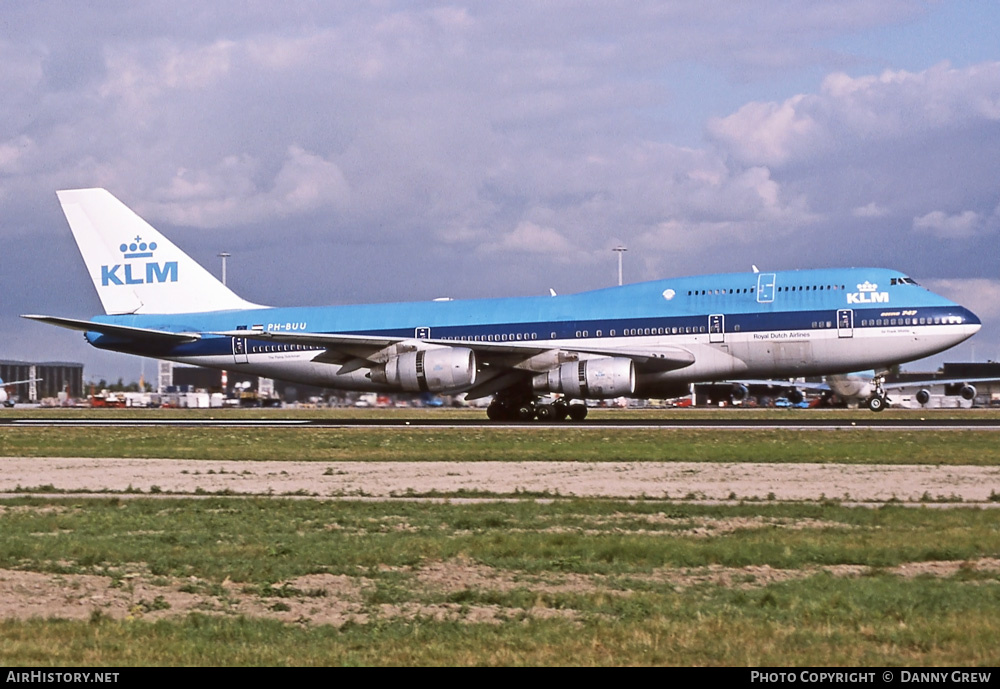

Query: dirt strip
left=2, top=458, right=999, bottom=502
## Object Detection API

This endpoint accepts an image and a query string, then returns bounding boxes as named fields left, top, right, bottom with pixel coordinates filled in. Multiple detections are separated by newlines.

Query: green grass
left=1, top=580, right=998, bottom=666
left=0, top=498, right=998, bottom=665
left=0, top=498, right=997, bottom=579
left=3, top=409, right=999, bottom=665
left=4, top=425, right=1000, bottom=463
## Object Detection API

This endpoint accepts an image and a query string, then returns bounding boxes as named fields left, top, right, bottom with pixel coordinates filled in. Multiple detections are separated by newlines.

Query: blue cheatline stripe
left=87, top=304, right=977, bottom=358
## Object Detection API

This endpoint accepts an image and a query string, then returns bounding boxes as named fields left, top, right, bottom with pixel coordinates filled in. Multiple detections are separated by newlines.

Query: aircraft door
left=837, top=309, right=854, bottom=338
left=233, top=336, right=249, bottom=364
left=756, top=273, right=776, bottom=303
left=709, top=314, right=725, bottom=343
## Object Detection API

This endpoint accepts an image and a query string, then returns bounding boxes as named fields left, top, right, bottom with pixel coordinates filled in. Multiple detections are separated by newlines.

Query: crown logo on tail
left=120, top=236, right=158, bottom=259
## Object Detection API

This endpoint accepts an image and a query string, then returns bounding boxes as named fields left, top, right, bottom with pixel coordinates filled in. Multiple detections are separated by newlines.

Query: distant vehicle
left=88, top=389, right=126, bottom=408
left=420, top=392, right=445, bottom=407
left=774, top=397, right=809, bottom=409
left=24, top=188, right=981, bottom=420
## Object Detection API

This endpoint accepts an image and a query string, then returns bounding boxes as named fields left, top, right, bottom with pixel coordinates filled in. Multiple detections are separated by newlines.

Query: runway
left=4, top=415, right=1000, bottom=429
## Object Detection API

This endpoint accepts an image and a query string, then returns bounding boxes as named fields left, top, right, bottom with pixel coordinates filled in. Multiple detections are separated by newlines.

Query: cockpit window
left=891, top=276, right=920, bottom=286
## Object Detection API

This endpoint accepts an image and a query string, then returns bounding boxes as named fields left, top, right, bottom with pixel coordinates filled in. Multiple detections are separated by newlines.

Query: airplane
left=723, top=371, right=991, bottom=410
left=825, top=371, right=997, bottom=409
left=22, top=188, right=982, bottom=420
left=0, top=377, right=41, bottom=407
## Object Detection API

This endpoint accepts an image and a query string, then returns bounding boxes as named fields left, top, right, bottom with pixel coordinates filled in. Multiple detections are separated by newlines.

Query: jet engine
left=944, top=382, right=978, bottom=401
left=915, top=389, right=931, bottom=405
left=731, top=383, right=749, bottom=402
left=370, top=347, right=477, bottom=392
left=532, top=357, right=635, bottom=398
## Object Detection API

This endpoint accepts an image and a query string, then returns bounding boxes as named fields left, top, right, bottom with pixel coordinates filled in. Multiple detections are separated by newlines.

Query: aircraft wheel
left=535, top=404, right=555, bottom=421
left=516, top=404, right=536, bottom=421
left=867, top=395, right=887, bottom=413
left=553, top=401, right=570, bottom=421
left=486, top=402, right=506, bottom=421
left=567, top=403, right=588, bottom=421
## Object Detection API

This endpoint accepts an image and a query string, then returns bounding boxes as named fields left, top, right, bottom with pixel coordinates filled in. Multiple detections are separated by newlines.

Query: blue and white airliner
left=23, top=189, right=981, bottom=419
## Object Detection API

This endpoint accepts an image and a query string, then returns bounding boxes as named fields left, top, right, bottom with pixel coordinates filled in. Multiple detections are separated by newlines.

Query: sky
left=3, top=1, right=1000, bottom=383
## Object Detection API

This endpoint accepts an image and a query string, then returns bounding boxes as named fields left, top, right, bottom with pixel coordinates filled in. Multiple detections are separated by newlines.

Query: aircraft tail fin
left=56, top=188, right=266, bottom=315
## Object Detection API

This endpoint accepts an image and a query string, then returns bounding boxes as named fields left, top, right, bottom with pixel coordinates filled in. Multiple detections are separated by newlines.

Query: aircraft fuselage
left=84, top=267, right=980, bottom=396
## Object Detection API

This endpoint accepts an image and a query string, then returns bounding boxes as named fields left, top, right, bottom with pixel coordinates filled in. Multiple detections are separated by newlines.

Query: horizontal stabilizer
left=21, top=314, right=201, bottom=343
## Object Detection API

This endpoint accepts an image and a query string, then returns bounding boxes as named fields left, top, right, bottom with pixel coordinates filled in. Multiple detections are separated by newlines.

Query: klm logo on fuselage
left=847, top=281, right=889, bottom=305
left=100, top=236, right=177, bottom=286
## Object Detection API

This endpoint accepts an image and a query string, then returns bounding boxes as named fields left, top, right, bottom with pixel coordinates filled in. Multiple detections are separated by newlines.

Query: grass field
left=1, top=408, right=998, bottom=666
left=0, top=498, right=998, bottom=666
left=4, top=411, right=1000, bottom=464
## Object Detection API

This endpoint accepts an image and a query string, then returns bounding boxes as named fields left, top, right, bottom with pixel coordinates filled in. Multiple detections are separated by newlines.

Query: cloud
left=708, top=62, right=1000, bottom=167
left=0, top=136, right=34, bottom=175
left=141, top=146, right=350, bottom=228
left=852, top=202, right=888, bottom=218
left=4, top=2, right=1000, bottom=377
left=913, top=210, right=982, bottom=239
left=923, top=278, right=1000, bottom=321
left=478, top=220, right=586, bottom=263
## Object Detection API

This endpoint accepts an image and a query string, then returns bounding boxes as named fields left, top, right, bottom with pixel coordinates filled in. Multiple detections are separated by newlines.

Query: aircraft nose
left=962, top=307, right=982, bottom=331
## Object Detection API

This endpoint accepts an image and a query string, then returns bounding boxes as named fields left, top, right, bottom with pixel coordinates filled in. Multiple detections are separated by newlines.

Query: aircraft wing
left=208, top=329, right=695, bottom=373
left=22, top=315, right=202, bottom=344
left=727, top=378, right=826, bottom=389
left=882, top=377, right=1000, bottom=391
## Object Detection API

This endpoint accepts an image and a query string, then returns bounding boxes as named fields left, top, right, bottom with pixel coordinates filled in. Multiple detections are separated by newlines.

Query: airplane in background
left=0, top=377, right=41, bottom=407
left=725, top=370, right=992, bottom=410
left=23, top=188, right=982, bottom=419
left=825, top=371, right=997, bottom=409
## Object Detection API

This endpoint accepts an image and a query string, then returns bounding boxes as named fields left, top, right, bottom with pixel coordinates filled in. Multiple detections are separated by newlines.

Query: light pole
left=613, top=246, right=627, bottom=286
left=218, top=252, right=231, bottom=286
left=217, top=252, right=232, bottom=397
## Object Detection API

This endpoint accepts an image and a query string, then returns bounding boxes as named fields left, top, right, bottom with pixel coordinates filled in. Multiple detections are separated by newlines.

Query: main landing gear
left=486, top=394, right=589, bottom=422
left=865, top=374, right=890, bottom=412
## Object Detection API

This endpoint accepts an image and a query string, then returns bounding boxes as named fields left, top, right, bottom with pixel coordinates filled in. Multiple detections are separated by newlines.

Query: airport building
left=0, top=360, right=84, bottom=402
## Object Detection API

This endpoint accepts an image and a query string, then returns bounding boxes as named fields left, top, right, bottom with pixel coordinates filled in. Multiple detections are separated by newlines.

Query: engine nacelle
left=370, top=347, right=477, bottom=392
left=960, top=384, right=977, bottom=401
left=915, top=388, right=931, bottom=405
left=731, top=383, right=749, bottom=402
left=532, top=357, right=635, bottom=399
